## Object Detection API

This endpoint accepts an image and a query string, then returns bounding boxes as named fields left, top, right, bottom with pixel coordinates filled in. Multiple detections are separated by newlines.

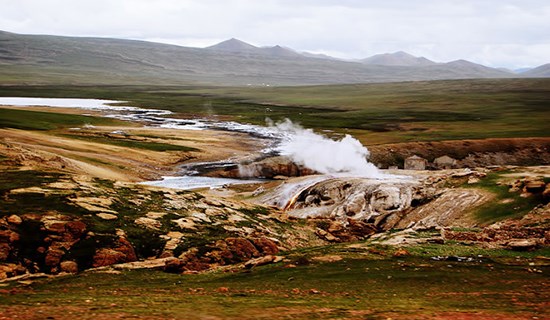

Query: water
left=142, top=176, right=263, bottom=190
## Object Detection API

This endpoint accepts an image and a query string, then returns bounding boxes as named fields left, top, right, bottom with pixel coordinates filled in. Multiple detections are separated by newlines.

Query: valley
left=0, top=88, right=548, bottom=319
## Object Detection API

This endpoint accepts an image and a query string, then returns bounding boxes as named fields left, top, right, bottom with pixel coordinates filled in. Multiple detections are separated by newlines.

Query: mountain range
left=0, top=30, right=548, bottom=86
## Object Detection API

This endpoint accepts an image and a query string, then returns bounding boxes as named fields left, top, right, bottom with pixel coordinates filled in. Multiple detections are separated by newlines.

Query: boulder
left=506, top=239, right=539, bottom=251
left=7, top=215, right=22, bottom=225
left=60, top=261, right=79, bottom=273
left=524, top=180, right=546, bottom=193
left=0, top=243, right=11, bottom=261
left=134, top=217, right=162, bottom=230
left=244, top=255, right=277, bottom=269
left=97, top=213, right=118, bottom=220
left=44, top=248, right=65, bottom=268
left=250, top=238, right=279, bottom=255
left=92, top=237, right=137, bottom=267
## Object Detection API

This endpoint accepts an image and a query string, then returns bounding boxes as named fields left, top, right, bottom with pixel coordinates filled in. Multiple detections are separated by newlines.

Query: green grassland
left=0, top=108, right=123, bottom=130
left=1, top=245, right=548, bottom=319
left=1, top=78, right=549, bottom=144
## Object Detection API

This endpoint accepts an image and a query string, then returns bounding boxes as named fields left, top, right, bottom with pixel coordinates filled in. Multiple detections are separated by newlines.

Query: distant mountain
left=206, top=38, right=258, bottom=53
left=514, top=67, right=533, bottom=74
left=206, top=39, right=301, bottom=58
left=0, top=30, right=527, bottom=86
left=361, top=51, right=436, bottom=67
left=521, top=64, right=550, bottom=77
left=300, top=51, right=341, bottom=61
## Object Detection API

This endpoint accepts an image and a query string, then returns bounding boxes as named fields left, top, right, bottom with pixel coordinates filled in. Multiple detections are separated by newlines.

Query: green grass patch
left=1, top=256, right=548, bottom=319
left=0, top=107, right=122, bottom=130
left=60, top=133, right=199, bottom=152
left=1, top=79, right=549, bottom=144
left=466, top=171, right=547, bottom=224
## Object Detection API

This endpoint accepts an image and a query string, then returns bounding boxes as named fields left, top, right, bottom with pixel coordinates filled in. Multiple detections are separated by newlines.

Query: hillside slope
left=0, top=30, right=514, bottom=85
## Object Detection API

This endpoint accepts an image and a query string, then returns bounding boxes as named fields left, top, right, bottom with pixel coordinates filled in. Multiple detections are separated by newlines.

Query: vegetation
left=1, top=78, right=549, bottom=144
left=0, top=107, right=122, bottom=130
left=60, top=133, right=199, bottom=152
left=464, top=171, right=546, bottom=224
left=1, top=246, right=548, bottom=319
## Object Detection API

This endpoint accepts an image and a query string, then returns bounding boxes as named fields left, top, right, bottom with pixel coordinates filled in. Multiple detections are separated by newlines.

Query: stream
left=0, top=97, right=277, bottom=190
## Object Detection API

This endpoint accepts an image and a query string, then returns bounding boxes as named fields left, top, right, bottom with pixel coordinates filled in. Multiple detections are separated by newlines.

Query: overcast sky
left=1, top=0, right=549, bottom=68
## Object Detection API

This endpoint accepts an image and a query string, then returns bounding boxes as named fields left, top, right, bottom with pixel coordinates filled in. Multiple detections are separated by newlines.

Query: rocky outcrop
left=163, top=237, right=280, bottom=273
left=204, top=156, right=316, bottom=179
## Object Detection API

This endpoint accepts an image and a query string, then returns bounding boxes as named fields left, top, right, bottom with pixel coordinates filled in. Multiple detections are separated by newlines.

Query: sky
left=1, top=0, right=549, bottom=69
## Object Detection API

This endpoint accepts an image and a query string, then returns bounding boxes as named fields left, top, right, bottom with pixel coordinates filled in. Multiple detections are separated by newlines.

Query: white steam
left=271, top=119, right=382, bottom=178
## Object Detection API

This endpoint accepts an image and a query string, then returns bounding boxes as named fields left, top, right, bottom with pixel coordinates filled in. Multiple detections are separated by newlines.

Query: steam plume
left=271, top=119, right=382, bottom=178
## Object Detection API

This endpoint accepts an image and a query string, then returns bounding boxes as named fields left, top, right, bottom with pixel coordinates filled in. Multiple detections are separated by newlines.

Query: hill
left=522, top=63, right=550, bottom=77
left=0, top=30, right=519, bottom=86
left=361, top=51, right=436, bottom=67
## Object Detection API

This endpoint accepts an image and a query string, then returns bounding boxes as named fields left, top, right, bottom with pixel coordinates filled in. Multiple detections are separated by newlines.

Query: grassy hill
left=0, top=30, right=514, bottom=86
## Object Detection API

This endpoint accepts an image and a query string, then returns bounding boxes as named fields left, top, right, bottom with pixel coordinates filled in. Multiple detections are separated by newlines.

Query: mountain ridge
left=0, top=30, right=543, bottom=86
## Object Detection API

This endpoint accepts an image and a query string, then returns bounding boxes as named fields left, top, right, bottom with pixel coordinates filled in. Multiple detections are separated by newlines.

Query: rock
left=224, top=238, right=260, bottom=261
left=507, top=239, right=539, bottom=251
left=92, top=237, right=137, bottom=267
left=543, top=184, right=550, bottom=199
left=0, top=243, right=11, bottom=261
left=467, top=177, right=480, bottom=184
left=97, top=213, right=118, bottom=220
left=251, top=238, right=279, bottom=255
left=0, top=230, right=19, bottom=243
left=65, top=221, right=87, bottom=239
left=92, top=249, right=127, bottom=267
left=393, top=249, right=410, bottom=257
left=311, top=255, right=343, bottom=263
left=244, top=255, right=277, bottom=269
left=524, top=180, right=546, bottom=193
left=60, top=261, right=79, bottom=273
left=237, top=156, right=317, bottom=179
left=0, top=263, right=27, bottom=280
left=134, top=217, right=162, bottom=230
left=6, top=215, right=22, bottom=225
left=163, top=257, right=185, bottom=273
left=146, top=212, right=168, bottom=219
left=45, top=248, right=65, bottom=268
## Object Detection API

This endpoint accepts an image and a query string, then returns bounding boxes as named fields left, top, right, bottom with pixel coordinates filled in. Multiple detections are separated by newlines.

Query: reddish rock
left=0, top=230, right=19, bottom=243
left=92, top=237, right=137, bottom=268
left=60, top=261, right=79, bottom=273
left=115, top=237, right=137, bottom=262
left=0, top=263, right=27, bottom=280
left=224, top=238, right=260, bottom=261
left=251, top=238, right=279, bottom=255
left=65, top=221, right=87, bottom=239
left=45, top=248, right=65, bottom=268
left=543, top=184, right=550, bottom=199
left=6, top=215, right=22, bottom=225
left=0, top=243, right=11, bottom=261
left=92, top=249, right=127, bottom=267
left=164, top=257, right=185, bottom=273
left=44, top=222, right=67, bottom=234
left=393, top=249, right=411, bottom=257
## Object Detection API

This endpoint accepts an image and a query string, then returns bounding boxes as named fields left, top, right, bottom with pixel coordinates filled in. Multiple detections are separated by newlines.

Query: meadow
left=1, top=78, right=549, bottom=144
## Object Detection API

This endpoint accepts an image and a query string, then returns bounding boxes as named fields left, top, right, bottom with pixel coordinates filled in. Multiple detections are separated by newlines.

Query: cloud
left=0, top=0, right=548, bottom=68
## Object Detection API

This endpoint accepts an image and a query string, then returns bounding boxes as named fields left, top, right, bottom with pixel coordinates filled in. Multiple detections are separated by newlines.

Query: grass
left=60, top=133, right=199, bottom=152
left=465, top=171, right=547, bottom=224
left=1, top=252, right=548, bottom=319
left=0, top=78, right=549, bottom=144
left=0, top=107, right=122, bottom=130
